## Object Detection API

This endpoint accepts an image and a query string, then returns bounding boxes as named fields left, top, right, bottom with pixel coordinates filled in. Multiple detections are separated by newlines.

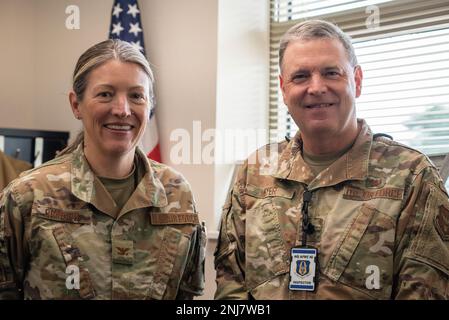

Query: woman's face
left=70, top=59, right=151, bottom=158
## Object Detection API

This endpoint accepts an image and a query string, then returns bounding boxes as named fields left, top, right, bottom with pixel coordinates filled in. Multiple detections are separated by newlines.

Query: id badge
left=289, top=247, right=318, bottom=291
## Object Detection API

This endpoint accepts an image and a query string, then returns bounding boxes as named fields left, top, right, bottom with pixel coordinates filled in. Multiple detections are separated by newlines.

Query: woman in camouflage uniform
left=0, top=39, right=206, bottom=300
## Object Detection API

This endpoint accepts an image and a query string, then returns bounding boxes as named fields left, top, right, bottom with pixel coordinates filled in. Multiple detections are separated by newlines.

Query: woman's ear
left=69, top=91, right=82, bottom=120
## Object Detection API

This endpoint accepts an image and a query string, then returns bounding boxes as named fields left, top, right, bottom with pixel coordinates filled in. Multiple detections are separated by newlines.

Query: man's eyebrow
left=289, top=68, right=310, bottom=76
left=323, top=66, right=340, bottom=70
left=292, top=68, right=309, bottom=73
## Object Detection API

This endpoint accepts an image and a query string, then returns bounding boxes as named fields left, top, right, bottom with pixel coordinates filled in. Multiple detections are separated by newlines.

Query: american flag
left=109, top=0, right=162, bottom=162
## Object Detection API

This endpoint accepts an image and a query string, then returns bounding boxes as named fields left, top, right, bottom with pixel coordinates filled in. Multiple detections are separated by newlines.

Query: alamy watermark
left=168, top=121, right=282, bottom=175
left=365, top=5, right=380, bottom=30
left=170, top=121, right=268, bottom=165
left=66, top=5, right=80, bottom=30
left=65, top=265, right=80, bottom=290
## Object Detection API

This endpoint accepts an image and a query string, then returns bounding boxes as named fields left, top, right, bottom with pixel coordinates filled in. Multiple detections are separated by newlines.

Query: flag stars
left=131, top=40, right=144, bottom=53
left=111, top=22, right=124, bottom=36
left=127, top=3, right=140, bottom=18
left=112, top=3, right=123, bottom=18
left=129, top=22, right=142, bottom=37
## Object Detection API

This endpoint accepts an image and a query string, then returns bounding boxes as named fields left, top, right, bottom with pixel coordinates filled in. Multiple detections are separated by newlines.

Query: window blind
left=269, top=0, right=449, bottom=157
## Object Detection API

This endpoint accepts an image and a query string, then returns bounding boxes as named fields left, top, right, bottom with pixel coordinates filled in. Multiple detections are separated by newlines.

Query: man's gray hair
left=279, top=20, right=358, bottom=71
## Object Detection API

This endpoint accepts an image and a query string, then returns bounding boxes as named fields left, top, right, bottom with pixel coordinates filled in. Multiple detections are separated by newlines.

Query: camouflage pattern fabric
left=0, top=144, right=206, bottom=299
left=214, top=119, right=449, bottom=299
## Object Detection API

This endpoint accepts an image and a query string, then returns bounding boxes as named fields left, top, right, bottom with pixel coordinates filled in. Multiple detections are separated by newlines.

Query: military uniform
left=0, top=151, right=33, bottom=190
left=214, top=119, right=449, bottom=299
left=0, top=144, right=206, bottom=299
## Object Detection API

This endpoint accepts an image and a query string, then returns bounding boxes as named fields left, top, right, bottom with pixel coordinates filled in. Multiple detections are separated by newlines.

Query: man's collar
left=273, top=119, right=372, bottom=189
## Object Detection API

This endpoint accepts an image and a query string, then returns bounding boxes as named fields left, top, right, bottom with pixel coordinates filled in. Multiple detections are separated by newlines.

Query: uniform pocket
left=28, top=206, right=96, bottom=300
left=244, top=185, right=295, bottom=290
left=52, top=225, right=96, bottom=299
left=324, top=204, right=376, bottom=281
left=186, top=223, right=207, bottom=294
left=323, top=204, right=396, bottom=299
left=147, top=226, right=191, bottom=300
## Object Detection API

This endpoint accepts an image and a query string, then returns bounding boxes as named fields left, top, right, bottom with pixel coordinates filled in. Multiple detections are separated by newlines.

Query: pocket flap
left=324, top=204, right=377, bottom=281
left=148, top=227, right=183, bottom=299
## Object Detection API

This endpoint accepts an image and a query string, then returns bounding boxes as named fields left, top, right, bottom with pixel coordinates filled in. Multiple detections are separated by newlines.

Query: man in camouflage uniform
left=0, top=144, right=206, bottom=299
left=214, top=20, right=449, bottom=299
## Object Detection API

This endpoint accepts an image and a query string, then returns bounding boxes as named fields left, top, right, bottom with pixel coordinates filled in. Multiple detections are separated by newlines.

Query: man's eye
left=292, top=74, right=307, bottom=82
left=98, top=92, right=112, bottom=98
left=325, top=71, right=339, bottom=77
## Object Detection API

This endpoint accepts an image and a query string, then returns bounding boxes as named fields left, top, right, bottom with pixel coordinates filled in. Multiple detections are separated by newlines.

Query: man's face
left=280, top=38, right=363, bottom=141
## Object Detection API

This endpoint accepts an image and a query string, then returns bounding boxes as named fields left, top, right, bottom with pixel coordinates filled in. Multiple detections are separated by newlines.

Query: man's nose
left=112, top=95, right=132, bottom=118
left=307, top=74, right=327, bottom=95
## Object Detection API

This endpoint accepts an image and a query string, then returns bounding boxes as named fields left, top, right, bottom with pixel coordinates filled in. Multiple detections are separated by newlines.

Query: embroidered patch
left=343, top=186, right=403, bottom=201
left=245, top=184, right=295, bottom=199
left=435, top=205, right=449, bottom=241
left=264, top=187, right=278, bottom=196
left=34, top=205, right=91, bottom=224
left=150, top=213, right=199, bottom=225
left=112, top=240, right=134, bottom=265
left=365, top=176, right=384, bottom=188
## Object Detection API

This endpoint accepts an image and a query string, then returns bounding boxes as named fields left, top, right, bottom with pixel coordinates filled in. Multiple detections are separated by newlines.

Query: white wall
left=0, top=0, right=269, bottom=300
left=33, top=0, right=112, bottom=138
left=215, top=0, right=270, bottom=231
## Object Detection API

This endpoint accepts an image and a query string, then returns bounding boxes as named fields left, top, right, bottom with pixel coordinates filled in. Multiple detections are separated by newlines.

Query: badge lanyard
left=301, top=190, right=315, bottom=247
left=288, top=188, right=319, bottom=292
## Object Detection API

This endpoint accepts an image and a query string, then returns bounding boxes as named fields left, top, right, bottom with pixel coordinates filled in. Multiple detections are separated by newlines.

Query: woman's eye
left=131, top=93, right=145, bottom=101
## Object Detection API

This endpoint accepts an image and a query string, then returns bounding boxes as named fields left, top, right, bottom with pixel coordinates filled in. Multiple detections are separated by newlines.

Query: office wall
left=0, top=0, right=37, bottom=129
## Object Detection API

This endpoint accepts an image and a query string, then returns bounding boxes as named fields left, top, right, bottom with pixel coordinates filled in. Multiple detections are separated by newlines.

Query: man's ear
left=279, top=74, right=287, bottom=104
left=354, top=65, right=363, bottom=98
left=69, top=91, right=82, bottom=119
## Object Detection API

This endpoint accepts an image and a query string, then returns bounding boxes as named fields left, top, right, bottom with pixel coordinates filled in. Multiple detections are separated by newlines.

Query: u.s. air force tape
left=150, top=212, right=199, bottom=225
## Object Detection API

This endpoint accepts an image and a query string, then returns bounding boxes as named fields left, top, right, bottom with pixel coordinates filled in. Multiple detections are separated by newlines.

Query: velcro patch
left=150, top=212, right=199, bottom=225
left=112, top=240, right=134, bottom=265
left=365, top=176, right=384, bottom=188
left=435, top=205, right=449, bottom=241
left=343, top=186, right=403, bottom=201
left=245, top=184, right=295, bottom=199
left=33, top=204, right=91, bottom=224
